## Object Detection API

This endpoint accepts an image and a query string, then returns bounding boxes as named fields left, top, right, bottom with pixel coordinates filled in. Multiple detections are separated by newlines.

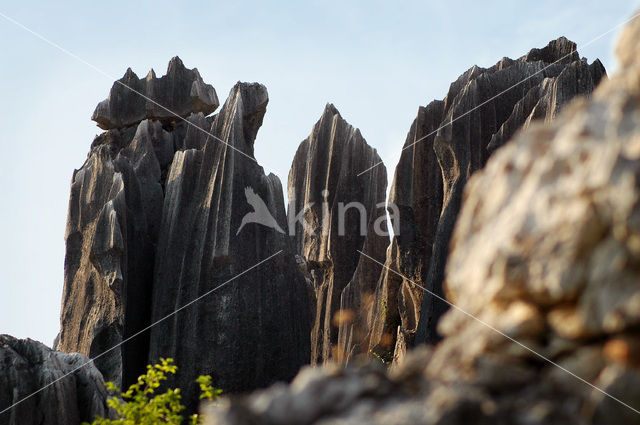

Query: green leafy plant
left=84, top=358, right=221, bottom=425
left=369, top=348, right=392, bottom=365
left=380, top=299, right=387, bottom=319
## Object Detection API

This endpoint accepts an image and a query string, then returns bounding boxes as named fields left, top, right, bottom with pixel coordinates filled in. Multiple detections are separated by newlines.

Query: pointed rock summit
left=148, top=82, right=310, bottom=406
left=288, top=104, right=388, bottom=364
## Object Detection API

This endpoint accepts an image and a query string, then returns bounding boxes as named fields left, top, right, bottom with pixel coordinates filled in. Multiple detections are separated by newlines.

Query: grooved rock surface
left=92, top=57, right=219, bottom=130
left=0, top=335, right=110, bottom=425
left=56, top=58, right=311, bottom=410
left=204, top=14, right=640, bottom=425
left=365, top=37, right=606, bottom=360
left=56, top=118, right=167, bottom=386
left=288, top=105, right=388, bottom=364
left=360, top=101, right=446, bottom=363
left=149, top=82, right=311, bottom=409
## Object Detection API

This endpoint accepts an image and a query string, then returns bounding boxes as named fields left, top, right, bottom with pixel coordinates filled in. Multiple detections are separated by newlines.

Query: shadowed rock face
left=149, top=83, right=311, bottom=408
left=288, top=105, right=388, bottom=364
left=204, top=14, right=640, bottom=425
left=364, top=37, right=606, bottom=359
left=56, top=58, right=310, bottom=409
left=361, top=101, right=446, bottom=362
left=0, top=335, right=110, bottom=425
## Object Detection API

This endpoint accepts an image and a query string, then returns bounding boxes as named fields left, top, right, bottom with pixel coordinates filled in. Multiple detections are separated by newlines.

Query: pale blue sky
left=1, top=1, right=638, bottom=346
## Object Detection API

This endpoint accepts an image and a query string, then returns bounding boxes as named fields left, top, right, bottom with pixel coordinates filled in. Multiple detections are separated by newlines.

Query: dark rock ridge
left=0, top=335, right=110, bottom=425
left=362, top=36, right=606, bottom=361
left=56, top=58, right=311, bottom=409
left=288, top=104, right=388, bottom=364
left=204, top=14, right=640, bottom=425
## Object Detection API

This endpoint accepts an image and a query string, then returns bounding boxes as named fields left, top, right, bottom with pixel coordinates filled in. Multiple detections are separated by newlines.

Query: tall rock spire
left=287, top=104, right=388, bottom=364
left=56, top=59, right=310, bottom=410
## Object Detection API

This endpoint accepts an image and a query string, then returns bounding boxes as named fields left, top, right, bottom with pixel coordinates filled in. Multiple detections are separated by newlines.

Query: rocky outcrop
left=366, top=37, right=606, bottom=360
left=358, top=101, right=446, bottom=363
left=0, top=335, right=110, bottom=425
left=425, top=16, right=640, bottom=422
left=203, top=360, right=407, bottom=425
left=204, top=13, right=640, bottom=425
left=415, top=37, right=606, bottom=345
left=92, top=56, right=219, bottom=130
left=56, top=118, right=166, bottom=386
left=288, top=105, right=388, bottom=364
left=56, top=58, right=311, bottom=409
left=149, top=83, right=311, bottom=408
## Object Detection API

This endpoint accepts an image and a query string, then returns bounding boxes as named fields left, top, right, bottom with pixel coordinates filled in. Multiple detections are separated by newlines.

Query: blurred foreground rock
left=204, top=13, right=640, bottom=425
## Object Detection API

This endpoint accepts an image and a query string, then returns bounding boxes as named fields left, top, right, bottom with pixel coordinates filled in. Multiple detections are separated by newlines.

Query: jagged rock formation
left=288, top=105, right=388, bottom=364
left=56, top=58, right=311, bottom=409
left=149, top=82, right=311, bottom=407
left=0, top=335, right=110, bottom=425
left=204, top=13, right=640, bottom=425
left=364, top=37, right=606, bottom=360
left=355, top=101, right=446, bottom=363
left=92, top=57, right=219, bottom=130
left=425, top=18, right=640, bottom=422
left=56, top=116, right=166, bottom=386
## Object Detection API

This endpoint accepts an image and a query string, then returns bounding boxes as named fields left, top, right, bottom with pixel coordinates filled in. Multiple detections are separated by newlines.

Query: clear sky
left=1, top=1, right=638, bottom=346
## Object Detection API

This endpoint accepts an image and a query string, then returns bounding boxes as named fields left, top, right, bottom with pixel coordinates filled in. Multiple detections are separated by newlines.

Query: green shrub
left=84, top=358, right=221, bottom=425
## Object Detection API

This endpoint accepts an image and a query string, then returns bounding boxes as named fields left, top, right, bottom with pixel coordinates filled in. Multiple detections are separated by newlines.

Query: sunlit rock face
left=56, top=58, right=311, bottom=410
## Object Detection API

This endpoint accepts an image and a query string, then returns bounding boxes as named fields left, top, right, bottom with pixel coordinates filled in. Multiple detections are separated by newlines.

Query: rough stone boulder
left=92, top=56, right=219, bottom=130
left=56, top=58, right=311, bottom=410
left=0, top=335, right=110, bottom=425
left=288, top=104, right=388, bottom=364
left=204, top=12, right=640, bottom=425
left=365, top=37, right=606, bottom=361
left=203, top=360, right=412, bottom=425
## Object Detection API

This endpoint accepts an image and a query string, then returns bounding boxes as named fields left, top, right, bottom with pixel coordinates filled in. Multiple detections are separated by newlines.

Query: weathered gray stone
left=92, top=57, right=219, bottom=130
left=57, top=120, right=165, bottom=386
left=430, top=12, right=640, bottom=422
left=57, top=59, right=311, bottom=413
left=288, top=104, right=388, bottom=364
left=0, top=335, right=110, bottom=425
left=149, top=82, right=311, bottom=409
left=366, top=36, right=606, bottom=357
left=363, top=100, right=445, bottom=362
left=204, top=13, right=640, bottom=425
